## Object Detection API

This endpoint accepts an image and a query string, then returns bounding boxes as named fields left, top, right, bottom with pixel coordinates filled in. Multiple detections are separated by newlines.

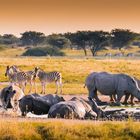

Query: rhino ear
left=61, top=97, right=65, bottom=101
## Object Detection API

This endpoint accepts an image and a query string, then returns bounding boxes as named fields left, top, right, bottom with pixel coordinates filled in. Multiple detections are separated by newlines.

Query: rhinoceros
left=48, top=97, right=124, bottom=119
left=85, top=72, right=140, bottom=105
left=18, top=93, right=65, bottom=116
left=0, top=85, right=24, bottom=111
left=48, top=97, right=97, bottom=119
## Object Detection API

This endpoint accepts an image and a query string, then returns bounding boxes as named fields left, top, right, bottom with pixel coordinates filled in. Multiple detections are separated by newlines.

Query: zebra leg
left=41, top=82, right=46, bottom=94
left=20, top=82, right=25, bottom=93
left=28, top=81, right=33, bottom=93
left=44, top=83, right=46, bottom=94
left=41, top=82, right=44, bottom=94
left=55, top=81, right=59, bottom=94
left=57, top=79, right=62, bottom=94
left=23, top=82, right=27, bottom=93
left=19, top=83, right=22, bottom=89
left=59, top=82, right=63, bottom=94
left=33, top=80, right=37, bottom=93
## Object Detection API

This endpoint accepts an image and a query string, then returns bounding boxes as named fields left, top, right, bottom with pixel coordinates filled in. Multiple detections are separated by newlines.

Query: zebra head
left=33, top=67, right=40, bottom=78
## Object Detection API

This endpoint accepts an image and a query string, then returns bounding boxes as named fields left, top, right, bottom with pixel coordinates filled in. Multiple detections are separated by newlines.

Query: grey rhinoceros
left=48, top=97, right=124, bottom=119
left=48, top=97, right=97, bottom=119
left=0, top=85, right=24, bottom=111
left=18, top=93, right=65, bottom=116
left=85, top=72, right=140, bottom=105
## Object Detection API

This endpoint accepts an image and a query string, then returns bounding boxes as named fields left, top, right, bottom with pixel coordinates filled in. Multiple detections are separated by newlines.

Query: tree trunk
left=90, top=47, right=97, bottom=56
left=83, top=48, right=87, bottom=56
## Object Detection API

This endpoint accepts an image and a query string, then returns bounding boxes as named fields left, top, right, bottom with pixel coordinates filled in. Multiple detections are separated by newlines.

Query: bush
left=0, top=45, right=7, bottom=51
left=22, top=46, right=65, bottom=56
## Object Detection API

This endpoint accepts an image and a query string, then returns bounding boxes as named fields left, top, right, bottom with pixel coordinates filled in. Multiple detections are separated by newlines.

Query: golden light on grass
left=0, top=57, right=140, bottom=95
left=0, top=118, right=140, bottom=140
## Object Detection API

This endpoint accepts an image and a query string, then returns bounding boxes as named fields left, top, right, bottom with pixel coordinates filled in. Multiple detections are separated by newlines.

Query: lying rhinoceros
left=48, top=97, right=124, bottom=119
left=18, top=93, right=65, bottom=116
left=0, top=85, right=24, bottom=111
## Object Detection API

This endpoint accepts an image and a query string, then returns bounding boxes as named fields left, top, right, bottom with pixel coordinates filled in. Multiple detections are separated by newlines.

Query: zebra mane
left=10, top=65, right=21, bottom=72
left=38, top=67, right=45, bottom=72
left=131, top=76, right=140, bottom=91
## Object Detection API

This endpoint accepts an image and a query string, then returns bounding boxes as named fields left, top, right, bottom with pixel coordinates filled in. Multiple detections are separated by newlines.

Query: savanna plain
left=0, top=47, right=140, bottom=140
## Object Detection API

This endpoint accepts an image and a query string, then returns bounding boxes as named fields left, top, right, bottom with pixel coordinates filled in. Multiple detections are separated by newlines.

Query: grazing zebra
left=5, top=66, right=28, bottom=92
left=10, top=65, right=38, bottom=93
left=34, top=67, right=62, bottom=94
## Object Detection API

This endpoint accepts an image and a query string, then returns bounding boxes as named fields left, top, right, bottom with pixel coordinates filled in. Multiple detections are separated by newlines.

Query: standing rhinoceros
left=85, top=72, right=140, bottom=105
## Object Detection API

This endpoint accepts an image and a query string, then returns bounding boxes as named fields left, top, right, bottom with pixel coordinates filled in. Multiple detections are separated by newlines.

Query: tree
left=46, top=34, right=71, bottom=49
left=20, top=31, right=46, bottom=46
left=64, top=31, right=89, bottom=56
left=1, top=34, right=19, bottom=45
left=87, top=31, right=111, bottom=56
left=111, top=29, right=138, bottom=50
left=64, top=32, right=78, bottom=50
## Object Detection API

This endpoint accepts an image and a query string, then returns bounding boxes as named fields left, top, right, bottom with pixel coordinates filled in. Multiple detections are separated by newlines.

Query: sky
left=0, top=0, right=140, bottom=36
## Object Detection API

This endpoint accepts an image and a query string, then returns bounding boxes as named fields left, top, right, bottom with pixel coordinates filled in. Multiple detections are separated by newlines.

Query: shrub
left=0, top=45, right=7, bottom=51
left=22, top=46, right=65, bottom=56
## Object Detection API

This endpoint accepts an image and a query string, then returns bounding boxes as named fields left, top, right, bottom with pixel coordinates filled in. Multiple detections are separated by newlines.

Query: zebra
left=34, top=67, right=62, bottom=94
left=5, top=66, right=28, bottom=93
left=9, top=65, right=38, bottom=93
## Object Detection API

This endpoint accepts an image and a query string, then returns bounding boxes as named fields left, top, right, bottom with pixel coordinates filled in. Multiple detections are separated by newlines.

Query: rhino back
left=41, top=94, right=64, bottom=106
left=94, top=73, right=116, bottom=95
left=32, top=98, right=50, bottom=115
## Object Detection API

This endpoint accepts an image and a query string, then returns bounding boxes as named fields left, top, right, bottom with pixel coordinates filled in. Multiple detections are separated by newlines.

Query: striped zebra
left=5, top=66, right=28, bottom=92
left=34, top=67, right=62, bottom=94
left=5, top=65, right=38, bottom=93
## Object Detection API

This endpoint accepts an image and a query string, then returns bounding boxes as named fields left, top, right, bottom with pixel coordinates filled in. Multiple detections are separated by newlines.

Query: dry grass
left=0, top=118, right=140, bottom=140
left=0, top=57, right=140, bottom=94
left=0, top=47, right=140, bottom=139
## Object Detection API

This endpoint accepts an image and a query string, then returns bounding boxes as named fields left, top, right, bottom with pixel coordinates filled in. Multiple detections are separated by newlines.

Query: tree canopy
left=111, top=29, right=138, bottom=50
left=46, top=34, right=71, bottom=49
left=0, top=34, right=19, bottom=45
left=20, top=31, right=46, bottom=46
left=86, top=31, right=111, bottom=56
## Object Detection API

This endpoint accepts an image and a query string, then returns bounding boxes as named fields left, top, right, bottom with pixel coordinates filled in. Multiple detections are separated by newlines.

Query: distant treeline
left=0, top=29, right=140, bottom=56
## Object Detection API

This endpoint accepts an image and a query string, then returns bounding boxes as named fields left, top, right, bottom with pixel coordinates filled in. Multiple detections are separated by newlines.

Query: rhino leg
left=123, top=93, right=134, bottom=105
left=130, top=95, right=134, bottom=105
left=88, top=88, right=101, bottom=102
left=94, top=90, right=102, bottom=102
left=110, top=95, right=114, bottom=102
left=116, top=91, right=124, bottom=106
left=113, top=94, right=117, bottom=101
left=123, top=92, right=130, bottom=105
